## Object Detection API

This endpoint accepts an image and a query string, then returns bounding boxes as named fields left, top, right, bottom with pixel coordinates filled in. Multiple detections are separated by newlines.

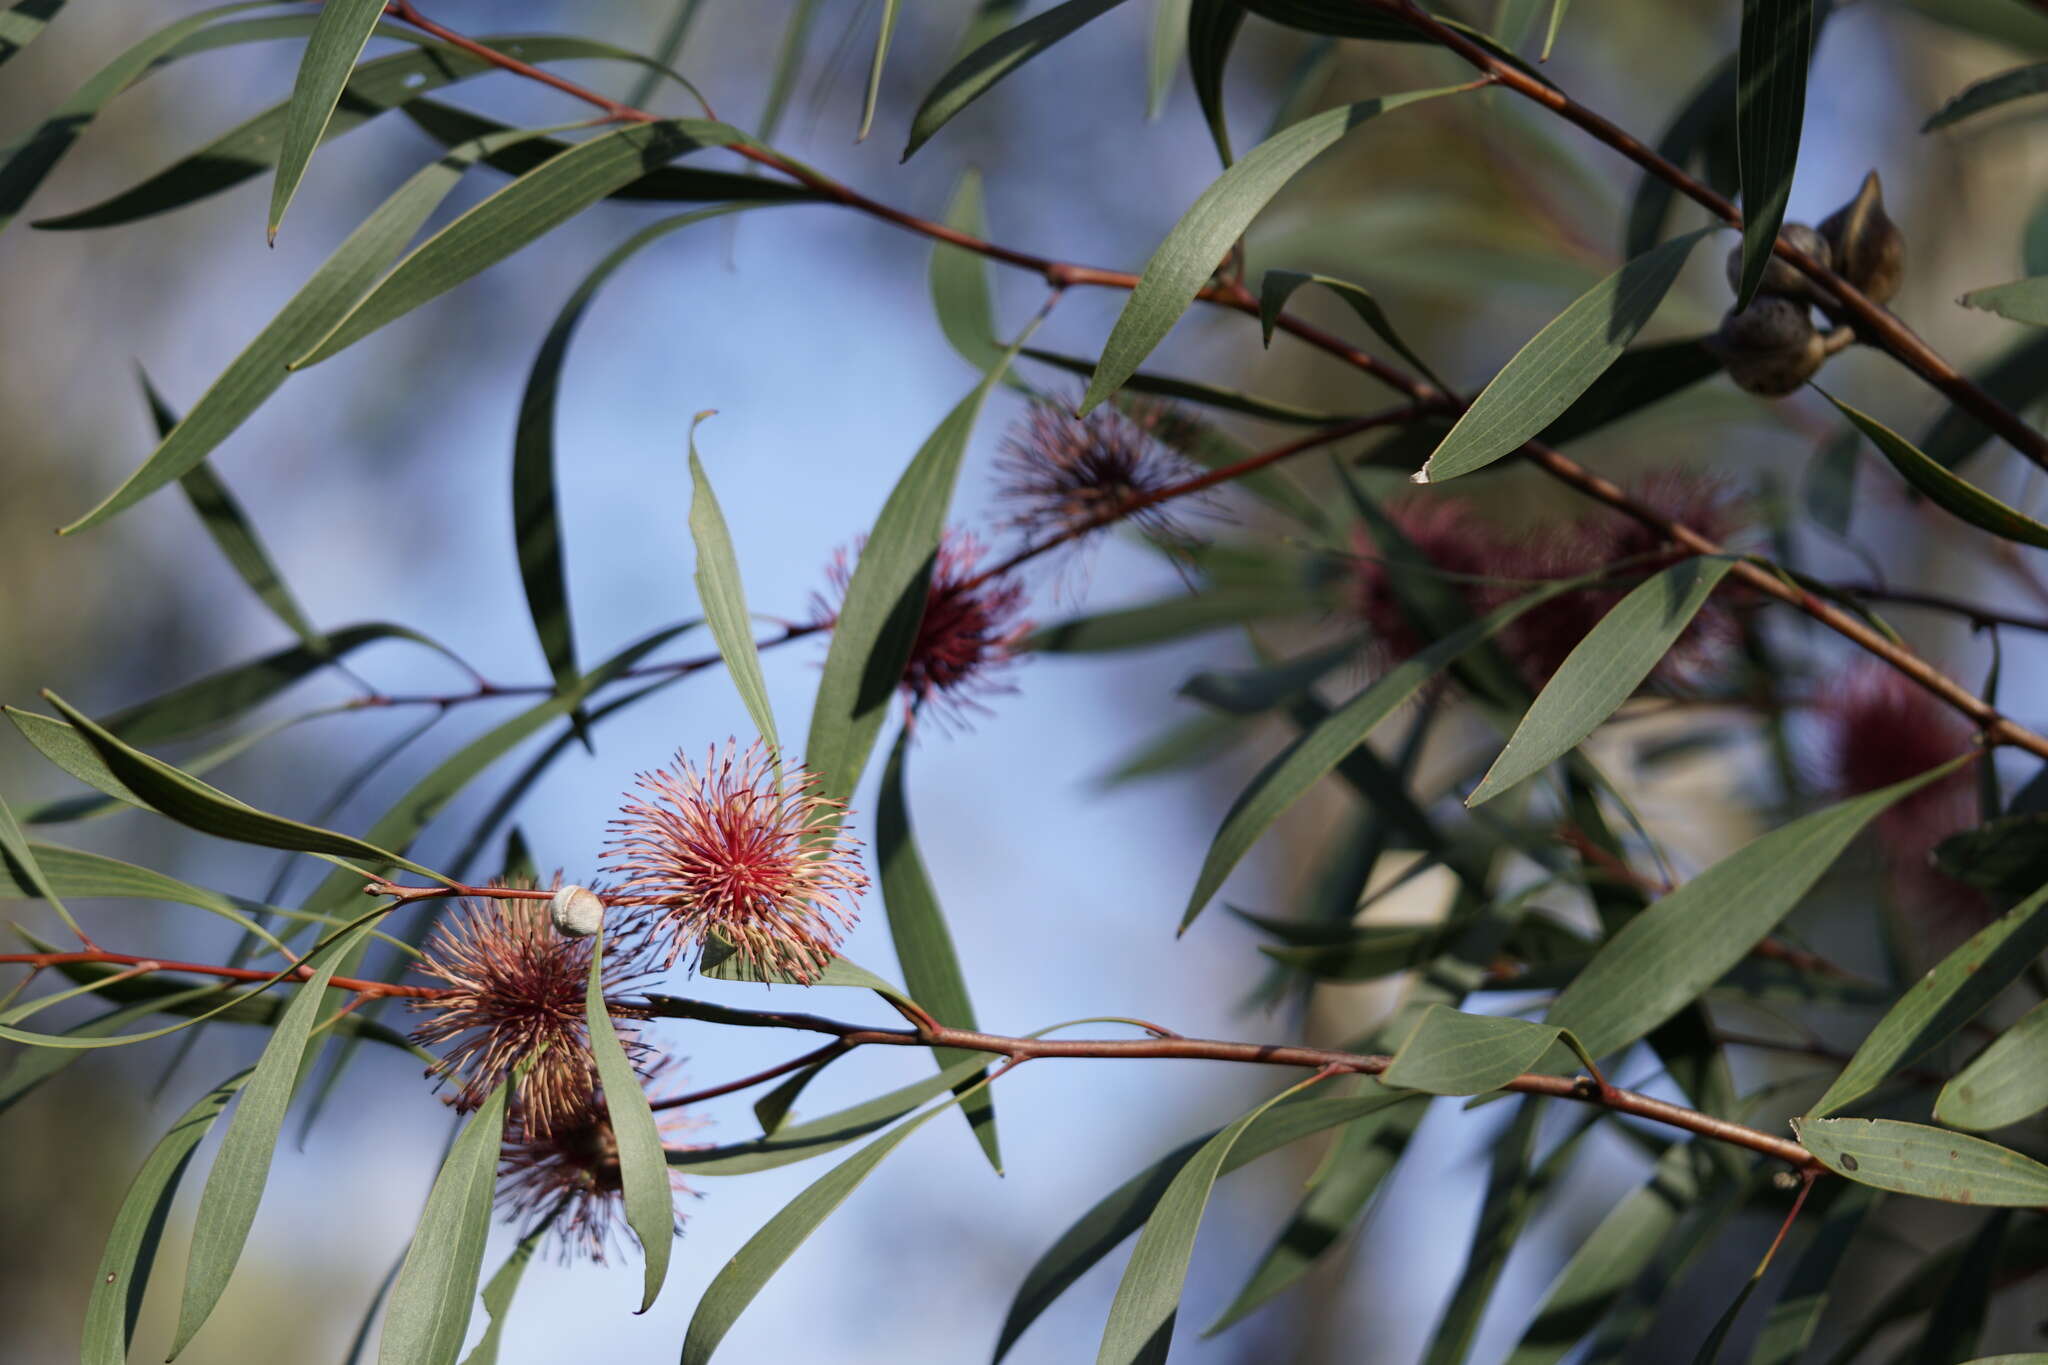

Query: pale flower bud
left=550, top=884, right=605, bottom=938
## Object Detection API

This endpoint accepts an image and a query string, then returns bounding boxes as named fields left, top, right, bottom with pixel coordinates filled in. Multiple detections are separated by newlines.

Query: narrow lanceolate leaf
left=1546, top=759, right=1967, bottom=1059
left=804, top=326, right=1035, bottom=807
left=858, top=0, right=901, bottom=140
left=81, top=1071, right=251, bottom=1365
left=690, top=422, right=779, bottom=751
left=1187, top=0, right=1244, bottom=163
left=0, top=988, right=224, bottom=1118
left=63, top=130, right=530, bottom=533
left=1537, top=336, right=1723, bottom=447
left=1734, top=0, right=1813, bottom=309
left=41, top=692, right=444, bottom=877
left=1924, top=62, right=2048, bottom=131
left=1084, top=85, right=1466, bottom=415
left=1258, top=268, right=1444, bottom=386
left=292, top=120, right=746, bottom=369
left=682, top=1104, right=953, bottom=1364
left=1470, top=557, right=1736, bottom=806
left=587, top=934, right=675, bottom=1312
left=269, top=0, right=386, bottom=240
left=1821, top=389, right=2048, bottom=549
left=1959, top=276, right=2048, bottom=327
left=1626, top=55, right=1736, bottom=260
left=379, top=1079, right=511, bottom=1365
left=1920, top=332, right=2048, bottom=474
left=1938, top=997, right=2048, bottom=1131
left=1148, top=0, right=1192, bottom=119
left=173, top=922, right=374, bottom=1356
left=903, top=0, right=1131, bottom=159
left=1381, top=1005, right=1581, bottom=1096
left=878, top=733, right=999, bottom=1171
left=1415, top=228, right=1715, bottom=483
left=458, top=1226, right=547, bottom=1365
left=0, top=0, right=66, bottom=68
left=1096, top=1079, right=1320, bottom=1365
left=0, top=787, right=88, bottom=945
left=1181, top=580, right=1580, bottom=932
left=1810, top=880, right=2048, bottom=1119
left=1790, top=1118, right=2048, bottom=1207
left=929, top=170, right=1010, bottom=377
left=1744, top=1182, right=1879, bottom=1365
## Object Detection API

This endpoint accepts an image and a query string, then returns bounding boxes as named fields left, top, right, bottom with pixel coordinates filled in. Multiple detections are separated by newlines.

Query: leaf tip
left=1409, top=467, right=1431, bottom=485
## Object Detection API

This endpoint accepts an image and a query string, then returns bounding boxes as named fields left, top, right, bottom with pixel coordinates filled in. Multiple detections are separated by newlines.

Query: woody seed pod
left=1723, top=222, right=1832, bottom=302
left=550, top=884, right=605, bottom=938
left=1819, top=171, right=1904, bottom=305
left=1714, top=297, right=1826, bottom=397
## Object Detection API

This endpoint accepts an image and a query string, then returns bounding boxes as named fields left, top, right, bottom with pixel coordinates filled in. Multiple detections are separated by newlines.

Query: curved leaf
left=1258, top=268, right=1443, bottom=387
left=1918, top=331, right=2048, bottom=473
left=689, top=417, right=779, bottom=750
left=1924, top=61, right=2048, bottom=131
left=1187, top=0, right=1244, bottom=164
left=0, top=0, right=66, bottom=67
left=1470, top=557, right=1735, bottom=806
left=587, top=933, right=674, bottom=1312
left=268, top=0, right=386, bottom=240
left=1790, top=1117, right=2048, bottom=1206
left=1545, top=758, right=1968, bottom=1059
left=1024, top=344, right=1370, bottom=423
left=379, top=1078, right=510, bottom=1365
left=1626, top=55, right=1736, bottom=259
left=859, top=0, right=902, bottom=140
left=1822, top=389, right=2048, bottom=549
left=1083, top=85, right=1467, bottom=415
left=1536, top=337, right=1723, bottom=447
left=1415, top=228, right=1716, bottom=484
left=1031, top=587, right=1314, bottom=653
left=1937, top=998, right=2048, bottom=1131
left=1734, top=0, right=1814, bottom=309
left=1960, top=275, right=2048, bottom=326
left=1381, top=1005, right=1583, bottom=1096
left=458, top=1226, right=547, bottom=1365
left=930, top=170, right=1013, bottom=378
left=0, top=840, right=293, bottom=956
left=903, top=0, right=1130, bottom=159
left=0, top=787, right=86, bottom=944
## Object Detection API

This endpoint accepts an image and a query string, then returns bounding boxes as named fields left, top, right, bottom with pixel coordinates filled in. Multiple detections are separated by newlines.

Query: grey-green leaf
left=458, top=1226, right=546, bottom=1365
left=1470, top=557, right=1735, bottom=806
left=1924, top=61, right=2048, bottom=131
left=1546, top=759, right=1968, bottom=1059
left=1791, top=1117, right=2048, bottom=1206
left=1258, top=268, right=1443, bottom=387
left=587, top=932, right=674, bottom=1312
left=1937, top=997, right=2048, bottom=1131
left=1960, top=276, right=2048, bottom=326
left=268, top=0, right=386, bottom=240
left=903, top=0, right=1130, bottom=159
left=1734, top=0, right=1814, bottom=309
left=173, top=922, right=373, bottom=1356
left=1381, top=1004, right=1579, bottom=1096
left=1416, top=228, right=1715, bottom=483
left=690, top=423, right=779, bottom=751
left=0, top=0, right=66, bottom=67
left=859, top=0, right=901, bottom=140
left=929, top=169, right=1012, bottom=377
left=1084, top=85, right=1466, bottom=415
left=379, top=1077, right=511, bottom=1365
left=1821, top=388, right=2048, bottom=549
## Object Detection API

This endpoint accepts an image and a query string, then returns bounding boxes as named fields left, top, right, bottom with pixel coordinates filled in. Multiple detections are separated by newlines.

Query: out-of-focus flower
left=813, top=530, right=1032, bottom=725
left=409, top=887, right=663, bottom=1136
left=995, top=398, right=1208, bottom=549
left=604, top=741, right=867, bottom=983
left=1344, top=499, right=1506, bottom=667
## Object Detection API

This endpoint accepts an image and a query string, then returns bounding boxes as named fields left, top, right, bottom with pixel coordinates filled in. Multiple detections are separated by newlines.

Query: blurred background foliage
left=6, top=1, right=2048, bottom=1361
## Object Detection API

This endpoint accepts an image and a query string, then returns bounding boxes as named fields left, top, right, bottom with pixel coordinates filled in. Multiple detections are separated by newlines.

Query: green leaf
left=859, top=0, right=901, bottom=140
left=0, top=840, right=295, bottom=957
left=929, top=170, right=1012, bottom=378
left=1920, top=331, right=2048, bottom=473
left=379, top=1078, right=511, bottom=1365
left=1545, top=759, right=1968, bottom=1059
left=81, top=1070, right=251, bottom=1365
left=1960, top=275, right=2048, bottom=326
left=1095, top=1077, right=1324, bottom=1364
left=0, top=785, right=86, bottom=945
left=689, top=418, right=779, bottom=751
left=1187, top=0, right=1244, bottom=163
left=1535, top=336, right=1723, bottom=447
left=1937, top=998, right=2048, bottom=1131
left=0, top=0, right=66, bottom=67
left=587, top=931, right=674, bottom=1312
left=1540, top=0, right=1571, bottom=57
left=1904, top=1210, right=2008, bottom=1365
left=1804, top=427, right=1862, bottom=536
left=1470, top=557, right=1736, bottom=806
left=1031, top=589, right=1312, bottom=653
left=1258, top=269, right=1444, bottom=387
left=1809, top=880, right=2048, bottom=1118
left=40, top=691, right=444, bottom=876
left=804, top=324, right=1036, bottom=807
left=268, top=0, right=387, bottom=240
left=173, top=921, right=374, bottom=1356
left=1181, top=580, right=1581, bottom=931
left=877, top=733, right=999, bottom=1170
left=1734, top=0, right=1813, bottom=309
left=63, top=130, right=533, bottom=534
left=1743, top=1182, right=1879, bottom=1365
left=457, top=1225, right=546, bottom=1365
left=0, top=987, right=224, bottom=1118
left=290, top=119, right=747, bottom=369
left=1790, top=1117, right=2048, bottom=1206
left=903, top=0, right=1130, bottom=159
left=1083, top=85, right=1466, bottom=414
left=1823, top=388, right=2048, bottom=548
left=752, top=1052, right=842, bottom=1136
left=1626, top=55, right=1736, bottom=259
left=681, top=1101, right=955, bottom=1364
left=1148, top=0, right=1191, bottom=120
left=759, top=0, right=823, bottom=145
left=1255, top=927, right=1443, bottom=981
left=1925, top=61, right=2048, bottom=131
left=1024, top=345, right=1371, bottom=423
left=1381, top=1004, right=1583, bottom=1096
left=628, top=0, right=706, bottom=108
left=1416, top=228, right=1716, bottom=483
left=1934, top=811, right=2048, bottom=896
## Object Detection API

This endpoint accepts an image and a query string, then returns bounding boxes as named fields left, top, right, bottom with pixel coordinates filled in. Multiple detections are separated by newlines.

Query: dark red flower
left=1344, top=498, right=1507, bottom=666
left=604, top=741, right=868, bottom=984
left=995, top=397, right=1208, bottom=549
left=496, top=1078, right=702, bottom=1264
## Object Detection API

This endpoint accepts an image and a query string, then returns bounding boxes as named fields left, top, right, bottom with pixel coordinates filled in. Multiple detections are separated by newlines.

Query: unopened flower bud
left=550, top=884, right=605, bottom=938
left=1819, top=171, right=1904, bottom=305
left=1724, top=222, right=1832, bottom=302
left=1713, top=297, right=1826, bottom=397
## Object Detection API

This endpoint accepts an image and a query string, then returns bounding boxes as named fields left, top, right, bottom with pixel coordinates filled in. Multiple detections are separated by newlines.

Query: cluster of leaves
left=7, top=1, right=2048, bottom=1363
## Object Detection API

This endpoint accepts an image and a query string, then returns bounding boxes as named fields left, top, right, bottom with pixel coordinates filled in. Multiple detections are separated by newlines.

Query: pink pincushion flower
left=995, top=397, right=1208, bottom=549
left=604, top=742, right=867, bottom=984
left=1345, top=499, right=1507, bottom=666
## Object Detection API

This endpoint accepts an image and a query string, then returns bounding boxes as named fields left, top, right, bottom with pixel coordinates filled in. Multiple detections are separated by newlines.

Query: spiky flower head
left=995, top=397, right=1207, bottom=549
left=1344, top=498, right=1508, bottom=666
left=409, top=886, right=662, bottom=1137
left=496, top=1076, right=702, bottom=1264
left=813, top=530, right=1032, bottom=725
left=604, top=742, right=868, bottom=983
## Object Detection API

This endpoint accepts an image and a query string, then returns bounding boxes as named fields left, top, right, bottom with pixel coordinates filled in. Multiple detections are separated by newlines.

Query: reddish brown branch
left=0, top=949, right=445, bottom=999
left=650, top=1039, right=851, bottom=1110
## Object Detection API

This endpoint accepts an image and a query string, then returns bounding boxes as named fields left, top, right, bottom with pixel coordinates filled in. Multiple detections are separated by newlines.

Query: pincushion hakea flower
left=604, top=742, right=868, bottom=983
left=814, top=530, right=1032, bottom=725
left=409, top=887, right=663, bottom=1137
left=995, top=397, right=1208, bottom=549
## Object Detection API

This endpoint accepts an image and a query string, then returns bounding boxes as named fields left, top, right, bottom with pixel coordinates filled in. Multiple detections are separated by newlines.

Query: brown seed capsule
left=1724, top=222, right=1832, bottom=302
left=1819, top=171, right=1904, bottom=305
left=1713, top=297, right=1827, bottom=397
